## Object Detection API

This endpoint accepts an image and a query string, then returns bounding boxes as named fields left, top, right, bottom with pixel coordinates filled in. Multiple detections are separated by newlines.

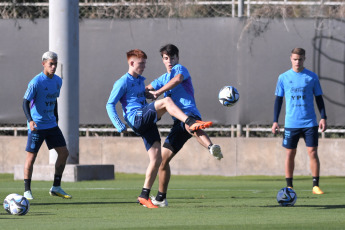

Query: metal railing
left=1, top=125, right=344, bottom=138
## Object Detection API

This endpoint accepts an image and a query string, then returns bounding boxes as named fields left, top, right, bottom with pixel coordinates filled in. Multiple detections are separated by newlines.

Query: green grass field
left=1, top=173, right=345, bottom=229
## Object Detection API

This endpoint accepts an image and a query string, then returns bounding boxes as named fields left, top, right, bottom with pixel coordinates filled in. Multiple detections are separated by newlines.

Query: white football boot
left=150, top=196, right=168, bottom=207
left=209, top=144, right=223, bottom=160
left=24, top=190, right=34, bottom=200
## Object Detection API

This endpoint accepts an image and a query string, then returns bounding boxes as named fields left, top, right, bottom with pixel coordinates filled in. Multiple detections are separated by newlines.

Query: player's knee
left=160, top=158, right=170, bottom=169
left=163, top=97, right=173, bottom=105
left=308, top=150, right=318, bottom=159
left=56, top=147, right=69, bottom=158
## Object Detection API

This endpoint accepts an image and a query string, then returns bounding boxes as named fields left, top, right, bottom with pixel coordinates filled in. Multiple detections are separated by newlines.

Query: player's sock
left=24, top=179, right=31, bottom=192
left=184, top=116, right=196, bottom=126
left=139, top=188, right=151, bottom=199
left=53, top=174, right=62, bottom=187
left=286, top=178, right=293, bottom=188
left=155, top=191, right=166, bottom=202
left=312, top=177, right=319, bottom=187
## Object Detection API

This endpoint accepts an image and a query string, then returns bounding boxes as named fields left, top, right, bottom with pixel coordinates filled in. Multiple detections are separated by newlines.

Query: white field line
left=1, top=187, right=312, bottom=192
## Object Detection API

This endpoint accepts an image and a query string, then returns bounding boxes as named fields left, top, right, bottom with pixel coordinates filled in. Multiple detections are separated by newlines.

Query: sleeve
left=106, top=79, right=127, bottom=132
left=313, top=74, right=323, bottom=96
left=273, top=96, right=283, bottom=123
left=23, top=81, right=36, bottom=101
left=173, top=65, right=189, bottom=80
left=274, top=75, right=284, bottom=97
left=22, top=99, right=33, bottom=122
left=150, top=74, right=166, bottom=90
left=315, top=95, right=327, bottom=119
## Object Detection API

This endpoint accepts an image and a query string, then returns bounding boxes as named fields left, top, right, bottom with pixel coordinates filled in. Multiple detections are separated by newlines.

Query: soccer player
left=271, top=48, right=327, bottom=195
left=23, top=51, right=72, bottom=200
left=146, top=44, right=223, bottom=207
left=106, top=49, right=213, bottom=208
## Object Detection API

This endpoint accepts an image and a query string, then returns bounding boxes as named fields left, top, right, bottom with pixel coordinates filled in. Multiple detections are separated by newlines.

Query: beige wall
left=1, top=136, right=344, bottom=176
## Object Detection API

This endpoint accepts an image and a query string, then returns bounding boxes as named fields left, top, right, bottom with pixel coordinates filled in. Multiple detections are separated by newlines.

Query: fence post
left=237, top=124, right=242, bottom=137
left=246, top=124, right=250, bottom=138
left=232, top=0, right=235, bottom=18
left=238, top=0, right=244, bottom=17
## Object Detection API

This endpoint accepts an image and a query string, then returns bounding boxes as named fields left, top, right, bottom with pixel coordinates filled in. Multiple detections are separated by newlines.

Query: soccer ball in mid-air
left=6, top=194, right=30, bottom=215
left=276, top=187, right=297, bottom=206
left=3, top=193, right=19, bottom=214
left=218, top=86, right=240, bottom=107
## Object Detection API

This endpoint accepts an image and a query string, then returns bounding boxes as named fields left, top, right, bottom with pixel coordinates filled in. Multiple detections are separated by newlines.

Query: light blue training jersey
left=23, top=72, right=62, bottom=130
left=150, top=64, right=201, bottom=119
left=275, top=68, right=323, bottom=128
left=106, top=73, right=147, bottom=132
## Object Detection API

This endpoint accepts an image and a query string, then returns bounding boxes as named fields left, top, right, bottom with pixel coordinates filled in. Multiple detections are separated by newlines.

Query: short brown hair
left=291, top=48, right=305, bottom=56
left=126, top=49, right=147, bottom=61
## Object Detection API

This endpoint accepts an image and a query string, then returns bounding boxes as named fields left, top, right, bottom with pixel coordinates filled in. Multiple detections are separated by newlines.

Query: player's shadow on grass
left=296, top=204, right=345, bottom=209
left=0, top=213, right=16, bottom=218
left=32, top=201, right=135, bottom=206
left=264, top=204, right=345, bottom=209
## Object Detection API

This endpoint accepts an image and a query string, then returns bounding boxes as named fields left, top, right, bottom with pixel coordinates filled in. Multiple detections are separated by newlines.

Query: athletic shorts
left=132, top=102, right=161, bottom=151
left=283, top=126, right=319, bottom=149
left=25, top=126, right=66, bottom=153
left=163, top=113, right=201, bottom=154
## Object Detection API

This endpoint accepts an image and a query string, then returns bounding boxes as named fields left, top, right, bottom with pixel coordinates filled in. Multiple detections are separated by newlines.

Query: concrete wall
left=1, top=136, right=344, bottom=177
left=1, top=18, right=345, bottom=126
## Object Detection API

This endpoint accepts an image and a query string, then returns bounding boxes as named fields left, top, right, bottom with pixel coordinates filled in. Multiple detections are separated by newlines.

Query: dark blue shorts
left=132, top=102, right=161, bottom=151
left=163, top=113, right=201, bottom=154
left=283, top=126, right=319, bottom=149
left=25, top=126, right=66, bottom=153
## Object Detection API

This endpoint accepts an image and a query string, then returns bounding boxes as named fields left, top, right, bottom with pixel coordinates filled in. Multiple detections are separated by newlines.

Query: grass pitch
left=1, top=173, right=345, bottom=229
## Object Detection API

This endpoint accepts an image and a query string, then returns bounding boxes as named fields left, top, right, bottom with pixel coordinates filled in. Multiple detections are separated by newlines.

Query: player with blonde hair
left=272, top=48, right=327, bottom=194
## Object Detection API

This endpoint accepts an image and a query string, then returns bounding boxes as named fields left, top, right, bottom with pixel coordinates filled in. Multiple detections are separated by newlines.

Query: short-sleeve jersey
left=275, top=68, right=323, bottom=128
left=23, top=72, right=62, bottom=130
left=150, top=64, right=201, bottom=119
left=106, top=73, right=147, bottom=132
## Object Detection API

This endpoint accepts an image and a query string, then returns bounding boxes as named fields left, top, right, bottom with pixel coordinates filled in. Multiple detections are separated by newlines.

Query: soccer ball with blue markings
left=277, top=187, right=297, bottom=206
left=218, top=86, right=239, bottom=107
left=3, top=193, right=19, bottom=214
left=6, top=194, right=30, bottom=215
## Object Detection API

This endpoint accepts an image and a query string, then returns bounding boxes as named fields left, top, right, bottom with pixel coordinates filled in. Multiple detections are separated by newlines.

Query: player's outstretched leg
left=155, top=98, right=213, bottom=132
left=49, top=186, right=72, bottom=199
